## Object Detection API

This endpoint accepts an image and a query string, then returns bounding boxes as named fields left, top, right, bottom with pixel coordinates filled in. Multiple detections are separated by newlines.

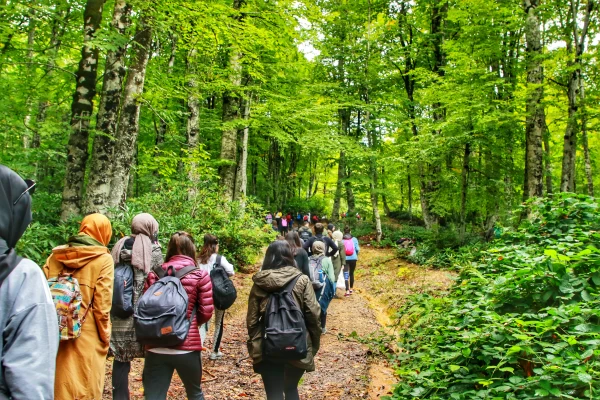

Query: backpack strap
left=175, top=265, right=198, bottom=279
left=153, top=265, right=166, bottom=279
left=214, top=255, right=222, bottom=270
left=282, top=275, right=302, bottom=294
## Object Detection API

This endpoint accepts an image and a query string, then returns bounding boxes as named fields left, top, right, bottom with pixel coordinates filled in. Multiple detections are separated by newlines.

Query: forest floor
left=102, top=246, right=455, bottom=399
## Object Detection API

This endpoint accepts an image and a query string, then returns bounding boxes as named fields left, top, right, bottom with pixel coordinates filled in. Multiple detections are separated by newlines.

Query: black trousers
left=143, top=351, right=205, bottom=400
left=112, top=359, right=131, bottom=400
left=258, top=361, right=305, bottom=400
left=347, top=260, right=357, bottom=289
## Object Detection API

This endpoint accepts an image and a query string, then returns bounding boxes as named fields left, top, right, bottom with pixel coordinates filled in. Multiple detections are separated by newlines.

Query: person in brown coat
left=43, top=213, right=114, bottom=400
left=247, top=241, right=322, bottom=400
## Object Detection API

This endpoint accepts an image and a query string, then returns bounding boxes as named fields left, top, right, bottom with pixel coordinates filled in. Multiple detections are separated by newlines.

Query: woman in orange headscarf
left=44, top=213, right=114, bottom=400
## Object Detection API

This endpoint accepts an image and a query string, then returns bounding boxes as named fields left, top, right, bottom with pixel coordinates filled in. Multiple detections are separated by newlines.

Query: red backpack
left=343, top=239, right=355, bottom=256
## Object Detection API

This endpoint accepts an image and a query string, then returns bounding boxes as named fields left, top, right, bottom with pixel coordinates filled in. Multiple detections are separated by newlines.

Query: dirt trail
left=103, top=247, right=454, bottom=399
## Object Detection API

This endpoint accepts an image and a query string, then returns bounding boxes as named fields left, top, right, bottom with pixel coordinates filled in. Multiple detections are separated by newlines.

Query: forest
left=1, top=0, right=600, bottom=398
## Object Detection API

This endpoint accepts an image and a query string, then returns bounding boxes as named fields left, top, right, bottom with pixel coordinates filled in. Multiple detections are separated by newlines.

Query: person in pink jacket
left=142, top=232, right=214, bottom=400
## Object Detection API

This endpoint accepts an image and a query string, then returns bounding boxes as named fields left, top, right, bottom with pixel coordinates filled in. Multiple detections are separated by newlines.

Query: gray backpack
left=134, top=265, right=198, bottom=347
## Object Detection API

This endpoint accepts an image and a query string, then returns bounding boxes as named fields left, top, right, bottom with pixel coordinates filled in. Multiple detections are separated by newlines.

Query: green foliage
left=387, top=194, right=600, bottom=399
left=18, top=181, right=274, bottom=268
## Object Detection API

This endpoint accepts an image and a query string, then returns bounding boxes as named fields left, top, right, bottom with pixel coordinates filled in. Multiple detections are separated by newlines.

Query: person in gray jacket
left=0, top=165, right=59, bottom=400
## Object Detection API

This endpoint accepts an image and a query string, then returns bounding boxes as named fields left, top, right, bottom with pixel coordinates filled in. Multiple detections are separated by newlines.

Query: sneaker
left=349, top=289, right=353, bottom=294
left=344, top=292, right=350, bottom=297
left=209, top=352, right=223, bottom=360
left=321, top=327, right=327, bottom=335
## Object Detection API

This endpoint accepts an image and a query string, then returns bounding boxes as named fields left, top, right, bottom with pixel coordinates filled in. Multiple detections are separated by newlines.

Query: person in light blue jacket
left=0, top=165, right=59, bottom=400
left=342, top=226, right=360, bottom=297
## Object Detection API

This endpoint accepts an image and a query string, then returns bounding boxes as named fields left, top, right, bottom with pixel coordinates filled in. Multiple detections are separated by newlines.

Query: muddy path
left=103, top=246, right=455, bottom=399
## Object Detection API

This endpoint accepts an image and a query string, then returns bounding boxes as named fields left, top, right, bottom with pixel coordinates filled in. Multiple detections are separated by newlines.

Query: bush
left=18, top=181, right=274, bottom=268
left=388, top=194, right=600, bottom=399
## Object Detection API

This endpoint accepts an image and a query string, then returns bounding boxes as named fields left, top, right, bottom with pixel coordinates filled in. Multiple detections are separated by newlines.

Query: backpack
left=299, top=228, right=311, bottom=241
left=343, top=239, right=355, bottom=256
left=308, top=255, right=326, bottom=290
left=210, top=255, right=237, bottom=310
left=303, top=215, right=308, bottom=221
left=134, top=265, right=198, bottom=347
left=282, top=218, right=288, bottom=227
left=47, top=269, right=91, bottom=341
left=263, top=275, right=308, bottom=360
left=111, top=262, right=135, bottom=319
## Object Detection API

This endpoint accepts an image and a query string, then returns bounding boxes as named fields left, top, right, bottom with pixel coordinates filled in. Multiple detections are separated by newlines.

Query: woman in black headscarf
left=0, top=165, right=59, bottom=400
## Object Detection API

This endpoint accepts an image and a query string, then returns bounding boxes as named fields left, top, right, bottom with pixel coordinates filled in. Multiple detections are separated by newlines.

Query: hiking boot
left=209, top=352, right=223, bottom=360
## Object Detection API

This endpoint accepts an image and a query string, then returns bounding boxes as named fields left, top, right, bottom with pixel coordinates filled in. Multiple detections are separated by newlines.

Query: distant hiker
left=343, top=227, right=360, bottom=296
left=198, top=234, right=235, bottom=361
left=327, top=223, right=335, bottom=238
left=247, top=241, right=322, bottom=400
left=0, top=166, right=58, bottom=400
left=286, top=231, right=310, bottom=278
left=309, top=241, right=335, bottom=333
left=296, top=212, right=302, bottom=225
left=44, top=213, right=114, bottom=400
left=302, top=223, right=338, bottom=257
left=281, top=216, right=289, bottom=234
left=330, top=230, right=346, bottom=294
left=298, top=221, right=313, bottom=242
left=142, top=232, right=214, bottom=400
left=355, top=213, right=361, bottom=221
left=286, top=213, right=293, bottom=229
left=312, top=214, right=319, bottom=224
left=275, top=210, right=283, bottom=231
left=110, top=213, right=163, bottom=400
left=266, top=213, right=273, bottom=225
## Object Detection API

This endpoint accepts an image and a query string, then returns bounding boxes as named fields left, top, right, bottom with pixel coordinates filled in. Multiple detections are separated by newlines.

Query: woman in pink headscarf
left=110, top=213, right=163, bottom=400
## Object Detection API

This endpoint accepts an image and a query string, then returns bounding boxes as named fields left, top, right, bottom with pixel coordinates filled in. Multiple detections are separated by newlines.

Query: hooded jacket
left=0, top=165, right=58, bottom=400
left=247, top=267, right=322, bottom=371
left=343, top=233, right=360, bottom=261
left=43, top=214, right=114, bottom=400
left=144, top=255, right=214, bottom=352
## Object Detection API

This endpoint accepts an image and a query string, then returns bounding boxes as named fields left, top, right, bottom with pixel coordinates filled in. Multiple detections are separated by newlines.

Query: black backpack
left=263, top=275, right=308, bottom=361
left=134, top=265, right=198, bottom=347
left=111, top=263, right=135, bottom=318
left=210, top=255, right=237, bottom=310
left=299, top=228, right=312, bottom=241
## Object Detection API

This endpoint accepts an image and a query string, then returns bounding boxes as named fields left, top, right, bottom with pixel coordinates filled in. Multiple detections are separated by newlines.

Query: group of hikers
left=0, top=164, right=360, bottom=400
left=266, top=211, right=362, bottom=235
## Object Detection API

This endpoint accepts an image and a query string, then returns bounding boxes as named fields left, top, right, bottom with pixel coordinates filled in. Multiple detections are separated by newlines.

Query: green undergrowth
left=18, top=182, right=274, bottom=268
left=384, top=194, right=600, bottom=399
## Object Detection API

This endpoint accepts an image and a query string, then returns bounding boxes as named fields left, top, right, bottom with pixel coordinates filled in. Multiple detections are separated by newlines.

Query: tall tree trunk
left=84, top=0, right=131, bottom=213
left=23, top=7, right=35, bottom=149
left=235, top=96, right=251, bottom=204
left=156, top=34, right=177, bottom=145
left=108, top=20, right=152, bottom=208
left=543, top=125, right=553, bottom=195
left=345, top=167, right=355, bottom=214
left=219, top=0, right=244, bottom=201
left=522, top=0, right=545, bottom=200
left=407, top=169, right=413, bottom=218
left=332, top=150, right=345, bottom=221
left=459, top=142, right=470, bottom=243
left=60, top=0, right=106, bottom=220
left=186, top=48, right=201, bottom=188
left=380, top=167, right=391, bottom=216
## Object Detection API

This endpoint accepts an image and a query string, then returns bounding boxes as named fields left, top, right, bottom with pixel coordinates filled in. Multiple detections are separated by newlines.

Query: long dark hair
left=198, top=233, right=218, bottom=264
left=165, top=232, right=197, bottom=262
left=285, top=231, right=302, bottom=255
left=262, top=240, right=295, bottom=271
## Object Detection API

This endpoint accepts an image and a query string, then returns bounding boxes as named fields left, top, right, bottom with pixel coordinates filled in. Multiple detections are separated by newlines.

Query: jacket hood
left=0, top=165, right=32, bottom=252
left=253, top=266, right=302, bottom=292
left=51, top=245, right=110, bottom=269
left=343, top=233, right=353, bottom=240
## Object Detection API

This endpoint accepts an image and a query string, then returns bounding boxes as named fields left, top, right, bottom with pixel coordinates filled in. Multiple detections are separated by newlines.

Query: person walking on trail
left=330, top=230, right=346, bottom=294
left=197, top=234, right=235, bottom=361
left=275, top=210, right=283, bottom=232
left=247, top=241, right=322, bottom=400
left=310, top=241, right=335, bottom=333
left=266, top=212, right=273, bottom=225
left=298, top=221, right=312, bottom=242
left=142, top=232, right=214, bottom=400
left=281, top=216, right=289, bottom=235
left=286, top=231, right=310, bottom=278
left=286, top=213, right=293, bottom=230
left=43, top=213, right=114, bottom=400
left=110, top=213, right=163, bottom=400
left=302, top=223, right=338, bottom=257
left=343, top=227, right=360, bottom=296
left=0, top=166, right=58, bottom=400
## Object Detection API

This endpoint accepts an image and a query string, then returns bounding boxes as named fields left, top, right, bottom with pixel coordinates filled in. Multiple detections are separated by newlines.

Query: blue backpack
left=111, top=263, right=135, bottom=318
left=134, top=265, right=198, bottom=347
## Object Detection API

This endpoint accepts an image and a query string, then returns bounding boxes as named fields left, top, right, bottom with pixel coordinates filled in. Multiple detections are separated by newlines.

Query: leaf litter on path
left=104, top=247, right=452, bottom=399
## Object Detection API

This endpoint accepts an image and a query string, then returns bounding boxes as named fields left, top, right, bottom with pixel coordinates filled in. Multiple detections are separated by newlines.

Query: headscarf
left=332, top=230, right=343, bottom=241
left=79, top=213, right=112, bottom=246
left=0, top=165, right=32, bottom=279
left=111, top=213, right=158, bottom=273
left=312, top=240, right=325, bottom=256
